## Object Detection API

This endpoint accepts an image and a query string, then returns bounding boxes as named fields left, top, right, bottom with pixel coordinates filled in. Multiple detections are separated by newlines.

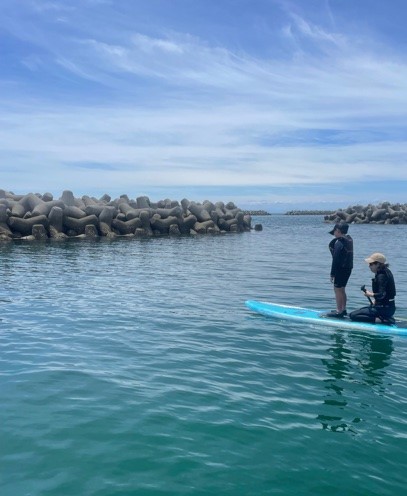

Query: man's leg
left=334, top=286, right=347, bottom=313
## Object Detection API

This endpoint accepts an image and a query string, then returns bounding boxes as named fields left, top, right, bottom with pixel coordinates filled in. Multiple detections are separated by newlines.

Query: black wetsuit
left=350, top=267, right=396, bottom=323
left=329, top=235, right=353, bottom=288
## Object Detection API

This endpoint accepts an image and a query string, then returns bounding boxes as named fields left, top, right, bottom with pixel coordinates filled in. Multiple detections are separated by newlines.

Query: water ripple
left=1, top=218, right=407, bottom=495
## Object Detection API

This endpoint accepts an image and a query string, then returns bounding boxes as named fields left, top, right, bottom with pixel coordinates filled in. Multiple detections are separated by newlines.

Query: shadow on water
left=317, top=330, right=394, bottom=434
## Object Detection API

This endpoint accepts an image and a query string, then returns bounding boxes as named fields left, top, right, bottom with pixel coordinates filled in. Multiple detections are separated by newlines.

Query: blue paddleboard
left=245, top=300, right=407, bottom=335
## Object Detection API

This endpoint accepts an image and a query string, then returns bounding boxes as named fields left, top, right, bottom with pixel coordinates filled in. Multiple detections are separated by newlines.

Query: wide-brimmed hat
left=329, top=222, right=349, bottom=235
left=365, top=252, right=386, bottom=264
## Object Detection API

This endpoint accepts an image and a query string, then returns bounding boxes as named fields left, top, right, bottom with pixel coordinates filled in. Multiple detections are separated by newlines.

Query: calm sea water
left=1, top=215, right=407, bottom=496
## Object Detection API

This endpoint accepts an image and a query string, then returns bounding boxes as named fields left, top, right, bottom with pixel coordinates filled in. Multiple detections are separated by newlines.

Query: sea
left=1, top=214, right=407, bottom=496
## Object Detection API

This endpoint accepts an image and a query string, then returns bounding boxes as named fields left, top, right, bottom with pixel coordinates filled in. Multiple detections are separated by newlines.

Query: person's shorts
left=333, top=268, right=352, bottom=288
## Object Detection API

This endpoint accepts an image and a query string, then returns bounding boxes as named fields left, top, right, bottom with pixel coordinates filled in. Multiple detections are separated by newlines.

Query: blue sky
left=1, top=0, right=407, bottom=209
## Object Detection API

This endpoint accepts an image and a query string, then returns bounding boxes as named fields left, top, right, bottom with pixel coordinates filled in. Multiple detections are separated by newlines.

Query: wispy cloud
left=285, top=12, right=345, bottom=47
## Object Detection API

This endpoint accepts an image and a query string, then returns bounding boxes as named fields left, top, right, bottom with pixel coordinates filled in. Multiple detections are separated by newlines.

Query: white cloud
left=287, top=13, right=344, bottom=46
left=131, top=34, right=185, bottom=54
left=0, top=101, right=406, bottom=195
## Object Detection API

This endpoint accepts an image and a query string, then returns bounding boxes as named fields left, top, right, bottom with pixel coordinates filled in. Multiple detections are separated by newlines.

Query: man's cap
left=365, top=252, right=386, bottom=264
left=329, top=222, right=349, bottom=235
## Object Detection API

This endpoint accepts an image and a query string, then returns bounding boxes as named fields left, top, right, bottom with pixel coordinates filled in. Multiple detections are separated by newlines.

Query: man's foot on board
left=324, top=310, right=347, bottom=319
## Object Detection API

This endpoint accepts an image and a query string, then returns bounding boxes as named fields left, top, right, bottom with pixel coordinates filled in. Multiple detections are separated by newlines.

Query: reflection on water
left=357, top=334, right=394, bottom=385
left=318, top=331, right=393, bottom=433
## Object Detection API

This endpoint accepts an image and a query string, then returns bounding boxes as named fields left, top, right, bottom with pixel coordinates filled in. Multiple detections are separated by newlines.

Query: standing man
left=326, top=222, right=353, bottom=318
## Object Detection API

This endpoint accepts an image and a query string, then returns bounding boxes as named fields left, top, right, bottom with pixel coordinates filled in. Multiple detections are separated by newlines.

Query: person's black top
left=372, top=267, right=396, bottom=306
left=329, top=235, right=353, bottom=278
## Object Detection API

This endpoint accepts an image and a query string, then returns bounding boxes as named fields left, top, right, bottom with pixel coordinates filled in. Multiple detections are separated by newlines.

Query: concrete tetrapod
left=0, top=190, right=257, bottom=241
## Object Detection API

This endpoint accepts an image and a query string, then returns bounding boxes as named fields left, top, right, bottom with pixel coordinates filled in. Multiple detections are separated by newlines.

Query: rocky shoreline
left=0, top=190, right=255, bottom=242
left=324, top=202, right=407, bottom=224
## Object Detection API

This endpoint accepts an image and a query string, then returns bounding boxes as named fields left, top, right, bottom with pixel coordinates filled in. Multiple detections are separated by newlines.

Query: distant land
left=243, top=209, right=334, bottom=216
left=242, top=210, right=271, bottom=216
left=238, top=201, right=350, bottom=214
left=284, top=210, right=334, bottom=215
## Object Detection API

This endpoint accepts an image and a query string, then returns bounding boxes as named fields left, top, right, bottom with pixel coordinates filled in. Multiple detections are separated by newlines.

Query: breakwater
left=324, top=202, right=407, bottom=224
left=0, top=190, right=254, bottom=242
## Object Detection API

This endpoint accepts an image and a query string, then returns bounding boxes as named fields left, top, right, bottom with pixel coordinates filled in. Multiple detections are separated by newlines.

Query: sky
left=1, top=0, right=407, bottom=210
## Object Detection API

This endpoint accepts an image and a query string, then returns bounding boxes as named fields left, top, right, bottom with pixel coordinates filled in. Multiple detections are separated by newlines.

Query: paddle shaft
left=361, top=285, right=374, bottom=306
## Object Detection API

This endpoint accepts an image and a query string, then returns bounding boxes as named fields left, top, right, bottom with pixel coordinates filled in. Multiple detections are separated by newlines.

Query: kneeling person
left=350, top=253, right=396, bottom=324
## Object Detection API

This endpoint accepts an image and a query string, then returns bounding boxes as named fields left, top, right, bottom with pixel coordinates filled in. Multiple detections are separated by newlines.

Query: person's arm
left=372, top=273, right=388, bottom=304
left=330, top=240, right=344, bottom=277
left=328, top=238, right=336, bottom=256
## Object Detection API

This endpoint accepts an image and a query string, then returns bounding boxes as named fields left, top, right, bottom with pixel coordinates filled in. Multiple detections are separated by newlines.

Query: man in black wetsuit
left=326, top=222, right=353, bottom=318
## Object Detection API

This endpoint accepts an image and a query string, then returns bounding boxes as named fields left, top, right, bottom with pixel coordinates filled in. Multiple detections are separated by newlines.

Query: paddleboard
left=245, top=300, right=407, bottom=335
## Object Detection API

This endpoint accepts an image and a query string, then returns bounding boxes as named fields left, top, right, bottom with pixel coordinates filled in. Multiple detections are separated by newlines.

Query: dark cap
left=329, top=222, right=349, bottom=235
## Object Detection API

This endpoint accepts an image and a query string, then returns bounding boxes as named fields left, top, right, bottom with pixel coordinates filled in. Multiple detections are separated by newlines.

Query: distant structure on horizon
left=285, top=210, right=334, bottom=216
left=242, top=210, right=271, bottom=216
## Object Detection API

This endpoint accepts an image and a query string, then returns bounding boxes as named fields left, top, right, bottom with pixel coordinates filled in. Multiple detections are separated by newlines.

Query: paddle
left=361, top=285, right=373, bottom=306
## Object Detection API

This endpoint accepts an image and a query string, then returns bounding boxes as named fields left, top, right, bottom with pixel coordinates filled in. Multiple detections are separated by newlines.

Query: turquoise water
left=1, top=215, right=407, bottom=496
